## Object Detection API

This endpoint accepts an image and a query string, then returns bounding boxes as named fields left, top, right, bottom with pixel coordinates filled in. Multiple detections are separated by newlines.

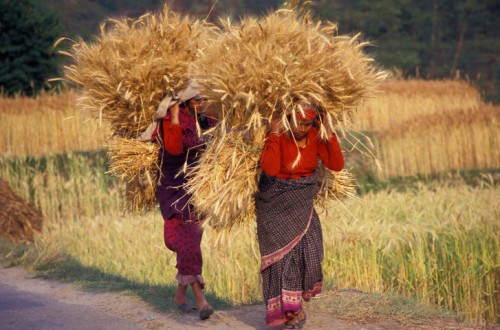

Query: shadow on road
left=32, top=256, right=233, bottom=312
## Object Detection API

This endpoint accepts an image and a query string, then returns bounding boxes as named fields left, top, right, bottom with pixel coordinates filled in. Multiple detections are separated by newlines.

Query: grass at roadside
left=308, top=290, right=494, bottom=329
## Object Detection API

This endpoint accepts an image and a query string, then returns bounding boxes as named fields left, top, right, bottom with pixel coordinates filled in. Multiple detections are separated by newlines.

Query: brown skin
left=270, top=113, right=335, bottom=148
left=291, top=118, right=314, bottom=142
left=186, top=98, right=205, bottom=115
left=170, top=98, right=205, bottom=125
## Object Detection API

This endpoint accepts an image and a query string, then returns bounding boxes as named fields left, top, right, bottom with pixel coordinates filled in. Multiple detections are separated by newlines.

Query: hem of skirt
left=305, top=281, right=323, bottom=298
left=265, top=292, right=302, bottom=324
left=265, top=281, right=323, bottom=324
left=176, top=273, right=205, bottom=289
left=260, top=208, right=314, bottom=271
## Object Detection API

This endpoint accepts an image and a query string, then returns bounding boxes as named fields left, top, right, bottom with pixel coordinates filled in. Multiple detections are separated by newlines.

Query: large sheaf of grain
left=62, top=5, right=216, bottom=210
left=63, top=5, right=215, bottom=139
left=186, top=9, right=382, bottom=232
left=192, top=10, right=385, bottom=137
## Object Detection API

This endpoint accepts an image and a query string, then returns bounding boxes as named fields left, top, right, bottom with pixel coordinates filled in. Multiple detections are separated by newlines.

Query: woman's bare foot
left=283, top=309, right=306, bottom=329
left=199, top=304, right=214, bottom=320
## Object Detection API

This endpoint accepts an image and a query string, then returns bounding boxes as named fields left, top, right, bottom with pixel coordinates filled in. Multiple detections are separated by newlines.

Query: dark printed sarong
left=255, top=173, right=324, bottom=325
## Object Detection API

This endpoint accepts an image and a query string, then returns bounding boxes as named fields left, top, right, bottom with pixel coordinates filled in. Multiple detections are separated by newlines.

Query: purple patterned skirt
left=255, top=173, right=323, bottom=325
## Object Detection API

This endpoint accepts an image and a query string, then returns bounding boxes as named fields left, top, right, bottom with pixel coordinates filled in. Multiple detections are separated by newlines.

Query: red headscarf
left=296, top=107, right=317, bottom=120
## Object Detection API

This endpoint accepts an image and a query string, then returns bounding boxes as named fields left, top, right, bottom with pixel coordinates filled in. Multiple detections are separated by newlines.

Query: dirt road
left=0, top=266, right=490, bottom=330
left=0, top=266, right=371, bottom=330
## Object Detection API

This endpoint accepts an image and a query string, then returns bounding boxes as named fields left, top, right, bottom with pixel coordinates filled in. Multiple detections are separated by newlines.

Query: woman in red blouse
left=157, top=94, right=214, bottom=320
left=255, top=104, right=344, bottom=329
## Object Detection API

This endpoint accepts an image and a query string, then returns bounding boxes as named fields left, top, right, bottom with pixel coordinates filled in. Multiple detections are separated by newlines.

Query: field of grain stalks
left=351, top=79, right=499, bottom=178
left=0, top=90, right=110, bottom=157
left=0, top=79, right=498, bottom=323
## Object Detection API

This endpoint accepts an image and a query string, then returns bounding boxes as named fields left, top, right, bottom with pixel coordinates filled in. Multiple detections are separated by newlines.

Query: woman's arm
left=318, top=134, right=344, bottom=171
left=260, top=134, right=281, bottom=176
left=162, top=103, right=183, bottom=155
left=260, top=113, right=282, bottom=176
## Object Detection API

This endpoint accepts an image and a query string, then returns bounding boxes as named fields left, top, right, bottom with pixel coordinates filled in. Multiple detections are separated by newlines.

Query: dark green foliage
left=2, top=0, right=498, bottom=100
left=0, top=0, right=62, bottom=96
left=314, top=0, right=499, bottom=101
left=35, top=0, right=162, bottom=41
left=37, top=0, right=281, bottom=40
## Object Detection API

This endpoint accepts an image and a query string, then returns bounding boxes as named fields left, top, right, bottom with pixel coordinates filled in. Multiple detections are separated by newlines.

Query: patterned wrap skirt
left=255, top=173, right=324, bottom=325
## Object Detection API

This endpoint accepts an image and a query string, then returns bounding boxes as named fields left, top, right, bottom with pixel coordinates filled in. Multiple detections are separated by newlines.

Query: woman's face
left=187, top=98, right=206, bottom=115
left=291, top=118, right=314, bottom=140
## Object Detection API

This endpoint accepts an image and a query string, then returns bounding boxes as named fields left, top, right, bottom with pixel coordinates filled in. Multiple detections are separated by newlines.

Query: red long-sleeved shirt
left=162, top=118, right=183, bottom=155
left=260, top=127, right=344, bottom=178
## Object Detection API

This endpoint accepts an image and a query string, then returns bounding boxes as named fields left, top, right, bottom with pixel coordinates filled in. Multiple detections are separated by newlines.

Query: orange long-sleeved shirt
left=260, top=127, right=344, bottom=178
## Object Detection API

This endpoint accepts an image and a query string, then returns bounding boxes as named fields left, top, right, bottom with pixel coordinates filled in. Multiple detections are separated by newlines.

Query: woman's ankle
left=173, top=284, right=189, bottom=305
left=191, top=281, right=209, bottom=309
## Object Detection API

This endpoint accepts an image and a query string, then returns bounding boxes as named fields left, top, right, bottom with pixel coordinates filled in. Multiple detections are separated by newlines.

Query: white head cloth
left=137, top=80, right=201, bottom=142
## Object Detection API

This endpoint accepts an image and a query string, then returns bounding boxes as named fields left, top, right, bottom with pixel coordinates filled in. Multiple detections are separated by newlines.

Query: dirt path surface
left=0, top=266, right=492, bottom=330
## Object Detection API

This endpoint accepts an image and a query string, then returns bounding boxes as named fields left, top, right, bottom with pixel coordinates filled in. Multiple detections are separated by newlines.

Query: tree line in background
left=1, top=0, right=498, bottom=101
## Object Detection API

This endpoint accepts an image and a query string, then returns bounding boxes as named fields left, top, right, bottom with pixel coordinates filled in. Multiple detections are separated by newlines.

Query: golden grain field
left=0, top=90, right=110, bottom=157
left=352, top=79, right=499, bottom=177
left=0, top=79, right=499, bottom=322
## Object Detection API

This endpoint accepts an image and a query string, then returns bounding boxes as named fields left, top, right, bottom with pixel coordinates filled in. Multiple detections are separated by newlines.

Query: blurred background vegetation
left=0, top=0, right=499, bottom=101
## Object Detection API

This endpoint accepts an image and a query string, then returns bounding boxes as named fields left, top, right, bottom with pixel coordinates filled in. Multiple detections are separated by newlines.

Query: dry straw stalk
left=107, top=137, right=160, bottom=210
left=185, top=130, right=265, bottom=232
left=185, top=128, right=358, bottom=234
left=193, top=9, right=385, bottom=138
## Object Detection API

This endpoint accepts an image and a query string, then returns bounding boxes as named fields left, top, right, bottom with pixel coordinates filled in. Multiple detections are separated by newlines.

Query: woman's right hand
left=169, top=103, right=180, bottom=125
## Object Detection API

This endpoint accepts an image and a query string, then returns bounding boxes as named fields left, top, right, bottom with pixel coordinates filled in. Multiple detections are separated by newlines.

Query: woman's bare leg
left=191, top=281, right=209, bottom=309
left=173, top=283, right=189, bottom=305
left=191, top=280, right=214, bottom=320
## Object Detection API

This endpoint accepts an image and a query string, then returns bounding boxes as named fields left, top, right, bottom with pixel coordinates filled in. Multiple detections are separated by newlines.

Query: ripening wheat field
left=0, top=80, right=498, bottom=323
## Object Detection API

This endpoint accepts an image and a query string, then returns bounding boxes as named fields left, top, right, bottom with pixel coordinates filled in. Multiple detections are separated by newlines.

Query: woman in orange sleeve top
left=255, top=104, right=344, bottom=329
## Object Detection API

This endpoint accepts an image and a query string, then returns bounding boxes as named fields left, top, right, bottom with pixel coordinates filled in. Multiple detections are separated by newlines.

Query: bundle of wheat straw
left=63, top=5, right=214, bottom=138
left=0, top=179, right=43, bottom=243
left=187, top=8, right=382, bottom=231
left=185, top=128, right=266, bottom=231
left=193, top=9, right=385, bottom=138
left=107, top=137, right=160, bottom=210
left=186, top=128, right=357, bottom=231
left=315, top=168, right=358, bottom=211
left=62, top=5, right=215, bottom=210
